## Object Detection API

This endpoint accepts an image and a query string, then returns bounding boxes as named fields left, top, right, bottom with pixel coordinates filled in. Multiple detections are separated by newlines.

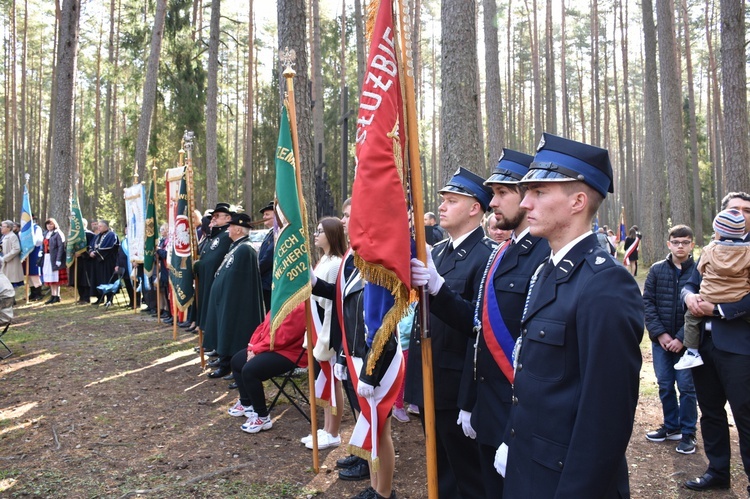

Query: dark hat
left=212, top=202, right=233, bottom=215
left=485, top=148, right=534, bottom=185
left=228, top=213, right=253, bottom=228
left=439, top=167, right=494, bottom=212
left=520, top=133, right=614, bottom=197
left=259, top=201, right=274, bottom=214
left=713, top=208, right=745, bottom=239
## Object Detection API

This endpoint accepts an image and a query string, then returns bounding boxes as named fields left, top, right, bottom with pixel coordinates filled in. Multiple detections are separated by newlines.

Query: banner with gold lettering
left=123, top=184, right=146, bottom=263
left=168, top=167, right=194, bottom=310
left=269, top=104, right=311, bottom=347
left=143, top=178, right=157, bottom=275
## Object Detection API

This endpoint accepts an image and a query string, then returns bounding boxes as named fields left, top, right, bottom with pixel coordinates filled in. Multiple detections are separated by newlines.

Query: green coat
left=194, top=226, right=232, bottom=336
left=203, top=236, right=264, bottom=357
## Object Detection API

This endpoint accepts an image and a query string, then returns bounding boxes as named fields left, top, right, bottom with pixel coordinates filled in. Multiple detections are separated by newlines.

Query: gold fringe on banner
left=354, top=253, right=410, bottom=376
left=349, top=444, right=381, bottom=473
left=365, top=0, right=380, bottom=48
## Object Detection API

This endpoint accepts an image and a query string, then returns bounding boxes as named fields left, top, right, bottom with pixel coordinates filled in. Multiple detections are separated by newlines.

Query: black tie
left=447, top=242, right=454, bottom=254
left=538, top=259, right=555, bottom=287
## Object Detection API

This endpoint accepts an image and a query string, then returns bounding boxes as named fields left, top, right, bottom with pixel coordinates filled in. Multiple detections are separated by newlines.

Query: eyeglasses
left=314, top=229, right=323, bottom=236
left=669, top=240, right=693, bottom=247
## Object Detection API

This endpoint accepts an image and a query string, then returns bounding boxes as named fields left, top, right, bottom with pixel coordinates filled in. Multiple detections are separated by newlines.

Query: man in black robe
left=203, top=213, right=264, bottom=378
left=194, top=203, right=233, bottom=354
left=89, top=220, right=119, bottom=305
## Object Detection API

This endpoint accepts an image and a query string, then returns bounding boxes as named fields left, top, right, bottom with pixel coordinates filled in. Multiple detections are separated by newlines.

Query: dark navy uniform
left=406, top=166, right=497, bottom=498
left=257, top=202, right=275, bottom=312
left=504, top=134, right=644, bottom=498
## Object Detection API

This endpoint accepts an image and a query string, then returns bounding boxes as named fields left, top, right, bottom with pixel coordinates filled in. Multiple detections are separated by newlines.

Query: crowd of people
left=5, top=133, right=750, bottom=499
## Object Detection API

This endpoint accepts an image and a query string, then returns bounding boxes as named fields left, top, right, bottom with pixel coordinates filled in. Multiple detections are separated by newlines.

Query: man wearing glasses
left=642, top=225, right=698, bottom=455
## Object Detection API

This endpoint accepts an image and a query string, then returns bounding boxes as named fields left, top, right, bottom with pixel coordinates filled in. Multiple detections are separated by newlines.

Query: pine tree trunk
left=544, top=0, right=556, bottom=134
left=311, top=0, right=324, bottom=170
left=640, top=0, right=667, bottom=265
left=135, top=0, right=168, bottom=183
left=656, top=0, right=690, bottom=224
left=243, top=0, right=254, bottom=213
left=440, top=0, right=482, bottom=183
left=49, top=0, right=80, bottom=235
left=720, top=0, right=750, bottom=191
left=483, top=0, right=503, bottom=170
left=205, top=0, right=221, bottom=208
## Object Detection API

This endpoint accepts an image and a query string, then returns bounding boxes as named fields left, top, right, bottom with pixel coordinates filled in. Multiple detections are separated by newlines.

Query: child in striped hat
left=676, top=208, right=750, bottom=369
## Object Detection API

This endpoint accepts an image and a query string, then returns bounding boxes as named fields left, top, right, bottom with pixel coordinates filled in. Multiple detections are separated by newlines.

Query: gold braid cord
left=365, top=0, right=380, bottom=48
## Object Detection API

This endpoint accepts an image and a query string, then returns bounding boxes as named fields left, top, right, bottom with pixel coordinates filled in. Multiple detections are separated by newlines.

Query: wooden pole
left=183, top=133, right=204, bottom=369
left=283, top=51, right=319, bottom=474
left=24, top=257, right=30, bottom=302
left=152, top=162, right=161, bottom=325
left=396, top=1, right=437, bottom=496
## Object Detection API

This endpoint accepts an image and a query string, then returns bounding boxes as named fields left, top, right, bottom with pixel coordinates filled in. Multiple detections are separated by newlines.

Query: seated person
left=227, top=303, right=307, bottom=434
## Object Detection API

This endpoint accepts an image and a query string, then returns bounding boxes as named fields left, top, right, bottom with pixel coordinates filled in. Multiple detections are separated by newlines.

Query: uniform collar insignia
left=595, top=256, right=606, bottom=265
left=210, top=238, right=219, bottom=250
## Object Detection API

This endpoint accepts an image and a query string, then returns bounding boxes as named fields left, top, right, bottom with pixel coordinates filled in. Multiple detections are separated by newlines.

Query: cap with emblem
left=485, top=149, right=534, bottom=185
left=520, top=132, right=614, bottom=198
left=212, top=202, right=234, bottom=215
left=713, top=208, right=745, bottom=240
left=228, top=213, right=253, bottom=228
left=259, top=201, right=274, bottom=214
left=439, top=167, right=494, bottom=212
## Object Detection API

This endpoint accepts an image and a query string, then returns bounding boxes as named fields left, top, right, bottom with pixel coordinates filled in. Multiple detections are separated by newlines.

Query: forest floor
left=0, top=285, right=748, bottom=498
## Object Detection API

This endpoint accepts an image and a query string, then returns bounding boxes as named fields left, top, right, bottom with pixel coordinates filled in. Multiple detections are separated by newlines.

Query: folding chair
left=267, top=349, right=310, bottom=422
left=96, top=272, right=128, bottom=308
left=0, top=323, right=11, bottom=360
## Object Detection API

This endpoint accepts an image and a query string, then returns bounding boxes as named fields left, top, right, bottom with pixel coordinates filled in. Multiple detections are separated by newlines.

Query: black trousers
left=230, top=349, right=295, bottom=417
left=418, top=407, right=485, bottom=498
left=694, top=334, right=750, bottom=482
left=478, top=441, right=504, bottom=499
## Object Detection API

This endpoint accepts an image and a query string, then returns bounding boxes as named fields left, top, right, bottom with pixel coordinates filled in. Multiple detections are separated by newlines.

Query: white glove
left=494, top=443, right=508, bottom=477
left=309, top=269, right=318, bottom=287
left=410, top=249, right=444, bottom=295
left=55, top=261, right=61, bottom=267
left=357, top=381, right=375, bottom=399
left=457, top=410, right=476, bottom=439
left=334, top=363, right=347, bottom=381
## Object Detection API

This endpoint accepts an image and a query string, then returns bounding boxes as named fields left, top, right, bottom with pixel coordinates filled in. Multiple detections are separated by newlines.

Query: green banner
left=66, top=187, right=87, bottom=268
left=269, top=104, right=311, bottom=344
left=143, top=179, right=157, bottom=275
left=168, top=169, right=194, bottom=311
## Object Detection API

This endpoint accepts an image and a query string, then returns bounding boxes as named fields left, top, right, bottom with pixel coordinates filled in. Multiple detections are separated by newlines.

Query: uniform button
left=479, top=376, right=485, bottom=382
left=510, top=429, right=515, bottom=437
left=512, top=396, right=518, bottom=405
left=539, top=330, right=545, bottom=338
left=517, top=363, right=523, bottom=371
left=522, top=328, right=528, bottom=336
left=557, top=461, right=563, bottom=469
left=509, top=283, right=514, bottom=288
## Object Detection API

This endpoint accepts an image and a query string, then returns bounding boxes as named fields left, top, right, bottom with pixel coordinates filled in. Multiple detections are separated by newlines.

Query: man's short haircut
left=342, top=197, right=352, bottom=210
left=559, top=181, right=603, bottom=220
left=98, top=219, right=110, bottom=228
left=668, top=224, right=693, bottom=240
left=425, top=212, right=437, bottom=222
left=721, top=191, right=750, bottom=209
left=1, top=220, right=12, bottom=229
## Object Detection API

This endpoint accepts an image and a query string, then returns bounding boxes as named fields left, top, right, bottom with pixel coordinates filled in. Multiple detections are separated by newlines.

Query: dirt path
left=0, top=289, right=747, bottom=498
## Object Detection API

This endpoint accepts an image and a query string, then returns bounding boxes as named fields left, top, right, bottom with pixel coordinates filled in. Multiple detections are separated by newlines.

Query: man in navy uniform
left=429, top=149, right=548, bottom=497
left=681, top=192, right=750, bottom=493
left=502, top=133, right=644, bottom=497
left=257, top=202, right=275, bottom=312
left=405, top=167, right=496, bottom=498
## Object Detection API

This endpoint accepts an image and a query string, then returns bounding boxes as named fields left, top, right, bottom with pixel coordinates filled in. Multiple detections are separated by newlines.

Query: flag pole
left=282, top=48, right=320, bottom=474
left=152, top=161, right=162, bottom=325
left=396, top=1, right=437, bottom=496
left=183, top=133, right=204, bottom=368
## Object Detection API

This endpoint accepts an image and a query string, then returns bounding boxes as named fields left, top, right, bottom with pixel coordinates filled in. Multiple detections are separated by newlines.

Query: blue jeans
left=652, top=342, right=698, bottom=435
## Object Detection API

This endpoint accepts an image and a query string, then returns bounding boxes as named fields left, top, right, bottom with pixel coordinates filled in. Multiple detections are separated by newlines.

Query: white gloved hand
left=55, top=261, right=61, bottom=267
left=334, top=363, right=347, bottom=381
left=309, top=269, right=318, bottom=287
left=410, top=248, right=444, bottom=295
left=494, top=443, right=508, bottom=477
left=457, top=410, right=477, bottom=439
left=357, top=381, right=375, bottom=399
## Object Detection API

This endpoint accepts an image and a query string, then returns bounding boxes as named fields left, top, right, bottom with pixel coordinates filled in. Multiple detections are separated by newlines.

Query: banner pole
left=282, top=51, right=319, bottom=474
left=396, top=1, right=437, bottom=496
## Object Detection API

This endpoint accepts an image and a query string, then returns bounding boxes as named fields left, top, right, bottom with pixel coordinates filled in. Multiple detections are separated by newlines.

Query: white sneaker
left=675, top=350, right=704, bottom=370
left=241, top=413, right=272, bottom=433
left=300, top=428, right=327, bottom=445
left=307, top=432, right=341, bottom=450
left=227, top=400, right=254, bottom=417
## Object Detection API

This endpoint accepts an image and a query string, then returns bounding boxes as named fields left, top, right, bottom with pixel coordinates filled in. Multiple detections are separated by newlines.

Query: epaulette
left=584, top=247, right=618, bottom=273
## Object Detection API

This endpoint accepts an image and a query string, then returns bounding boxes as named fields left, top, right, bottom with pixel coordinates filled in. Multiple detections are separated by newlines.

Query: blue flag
left=19, top=184, right=34, bottom=261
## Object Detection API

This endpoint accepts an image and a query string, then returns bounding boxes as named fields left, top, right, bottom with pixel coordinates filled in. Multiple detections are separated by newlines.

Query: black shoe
left=160, top=311, right=171, bottom=319
left=208, top=367, right=230, bottom=378
left=164, top=317, right=174, bottom=325
left=206, top=350, right=219, bottom=358
left=222, top=373, right=234, bottom=380
left=339, top=460, right=370, bottom=481
left=228, top=382, right=238, bottom=389
left=685, top=472, right=730, bottom=491
left=178, top=321, right=191, bottom=328
left=207, top=359, right=221, bottom=368
left=45, top=296, right=56, bottom=305
left=186, top=324, right=198, bottom=333
left=337, top=454, right=361, bottom=469
left=350, top=486, right=376, bottom=499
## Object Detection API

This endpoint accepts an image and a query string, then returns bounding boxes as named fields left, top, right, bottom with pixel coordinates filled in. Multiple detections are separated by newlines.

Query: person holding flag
left=405, top=167, right=496, bottom=498
left=623, top=225, right=642, bottom=276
